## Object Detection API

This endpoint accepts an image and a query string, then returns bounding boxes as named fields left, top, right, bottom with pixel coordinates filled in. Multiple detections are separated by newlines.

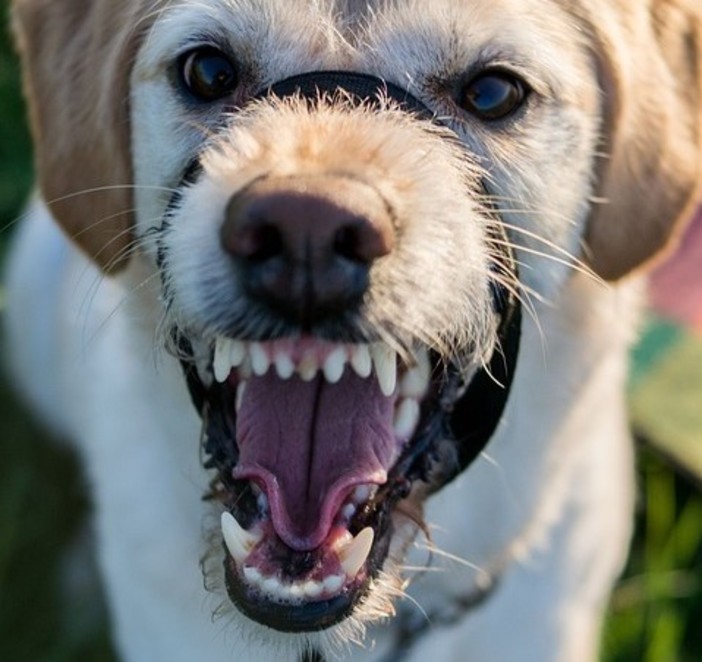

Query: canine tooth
left=214, top=338, right=232, bottom=383
left=350, top=345, right=372, bottom=378
left=298, top=353, right=319, bottom=381
left=323, top=347, right=346, bottom=384
left=371, top=344, right=397, bottom=397
left=274, top=352, right=295, bottom=380
left=229, top=340, right=246, bottom=367
left=394, top=398, right=420, bottom=440
left=236, top=380, right=247, bottom=412
left=400, top=351, right=431, bottom=398
left=250, top=342, right=270, bottom=376
left=339, top=527, right=374, bottom=578
left=221, top=512, right=260, bottom=563
left=323, top=575, right=344, bottom=594
left=243, top=566, right=263, bottom=586
left=303, top=581, right=324, bottom=598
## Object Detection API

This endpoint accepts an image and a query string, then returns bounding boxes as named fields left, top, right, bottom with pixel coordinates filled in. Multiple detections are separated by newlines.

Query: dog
left=5, top=0, right=700, bottom=660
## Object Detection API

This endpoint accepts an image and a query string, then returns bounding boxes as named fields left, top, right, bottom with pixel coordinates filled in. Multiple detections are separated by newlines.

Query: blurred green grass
left=0, top=2, right=700, bottom=660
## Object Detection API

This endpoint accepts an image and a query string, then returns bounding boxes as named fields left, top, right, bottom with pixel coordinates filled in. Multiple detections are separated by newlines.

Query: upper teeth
left=249, top=342, right=270, bottom=376
left=371, top=344, right=396, bottom=397
left=212, top=338, right=408, bottom=397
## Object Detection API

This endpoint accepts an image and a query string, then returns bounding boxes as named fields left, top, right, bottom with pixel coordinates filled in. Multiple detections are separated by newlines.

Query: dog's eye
left=459, top=72, right=527, bottom=121
left=180, top=47, right=238, bottom=102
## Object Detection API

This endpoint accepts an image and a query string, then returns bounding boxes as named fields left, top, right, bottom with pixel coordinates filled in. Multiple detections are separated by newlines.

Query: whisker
left=40, top=183, right=178, bottom=209
left=412, top=541, right=491, bottom=579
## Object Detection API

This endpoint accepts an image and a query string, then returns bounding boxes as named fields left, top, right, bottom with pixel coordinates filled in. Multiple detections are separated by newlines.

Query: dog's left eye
left=459, top=71, right=527, bottom=121
left=179, top=47, right=238, bottom=102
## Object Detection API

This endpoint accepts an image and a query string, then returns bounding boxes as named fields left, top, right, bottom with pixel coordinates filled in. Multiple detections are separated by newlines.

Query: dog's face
left=126, top=0, right=602, bottom=634
left=12, top=0, right=700, bottom=647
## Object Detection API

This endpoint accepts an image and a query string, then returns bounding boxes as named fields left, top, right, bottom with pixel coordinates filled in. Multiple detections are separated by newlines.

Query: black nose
left=220, top=175, right=394, bottom=326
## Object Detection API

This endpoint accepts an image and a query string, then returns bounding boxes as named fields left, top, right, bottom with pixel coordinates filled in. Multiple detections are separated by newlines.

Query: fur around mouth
left=179, top=334, right=462, bottom=631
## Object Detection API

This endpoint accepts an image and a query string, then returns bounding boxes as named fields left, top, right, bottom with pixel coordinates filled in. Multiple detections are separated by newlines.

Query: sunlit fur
left=5, top=0, right=700, bottom=660
left=161, top=95, right=499, bottom=364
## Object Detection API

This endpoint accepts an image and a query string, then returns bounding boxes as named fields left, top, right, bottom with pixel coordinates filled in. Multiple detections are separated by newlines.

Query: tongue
left=233, top=369, right=399, bottom=550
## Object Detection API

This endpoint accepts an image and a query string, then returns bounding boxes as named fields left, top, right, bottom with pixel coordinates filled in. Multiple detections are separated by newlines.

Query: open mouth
left=176, top=274, right=520, bottom=630
left=183, top=335, right=446, bottom=632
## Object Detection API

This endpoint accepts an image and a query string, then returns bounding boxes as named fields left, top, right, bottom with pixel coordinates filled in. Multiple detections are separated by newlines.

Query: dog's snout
left=221, top=175, right=394, bottom=324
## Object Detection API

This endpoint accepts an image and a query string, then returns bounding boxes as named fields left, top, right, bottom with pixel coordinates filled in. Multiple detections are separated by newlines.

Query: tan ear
left=12, top=0, right=156, bottom=272
left=582, top=0, right=701, bottom=281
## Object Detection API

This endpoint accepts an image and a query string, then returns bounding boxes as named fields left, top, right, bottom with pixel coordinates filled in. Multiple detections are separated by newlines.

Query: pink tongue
left=233, top=370, right=398, bottom=551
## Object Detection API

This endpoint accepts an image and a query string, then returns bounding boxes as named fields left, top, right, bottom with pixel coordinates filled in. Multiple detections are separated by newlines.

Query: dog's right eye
left=179, top=47, right=238, bottom=102
left=458, top=71, right=528, bottom=121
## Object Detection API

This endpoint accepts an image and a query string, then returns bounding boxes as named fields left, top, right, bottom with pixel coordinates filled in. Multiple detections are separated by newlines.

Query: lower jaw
left=222, top=516, right=398, bottom=632
left=224, top=561, right=368, bottom=632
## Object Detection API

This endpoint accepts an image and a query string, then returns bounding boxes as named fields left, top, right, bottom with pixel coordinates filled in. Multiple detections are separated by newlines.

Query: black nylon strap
left=263, top=70, right=434, bottom=119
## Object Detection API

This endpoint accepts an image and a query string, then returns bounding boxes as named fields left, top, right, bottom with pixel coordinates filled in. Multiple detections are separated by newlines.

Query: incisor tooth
left=323, top=574, right=344, bottom=594
left=221, top=512, right=259, bottom=563
left=250, top=342, right=270, bottom=376
left=213, top=338, right=232, bottom=383
left=371, top=344, right=397, bottom=397
left=323, top=347, right=346, bottom=383
left=339, top=527, right=375, bottom=577
left=274, top=352, right=295, bottom=380
left=298, top=353, right=319, bottom=381
left=350, top=345, right=372, bottom=378
left=262, top=577, right=282, bottom=597
left=243, top=566, right=262, bottom=586
left=394, top=398, right=420, bottom=440
left=229, top=340, right=246, bottom=367
left=303, top=581, right=324, bottom=598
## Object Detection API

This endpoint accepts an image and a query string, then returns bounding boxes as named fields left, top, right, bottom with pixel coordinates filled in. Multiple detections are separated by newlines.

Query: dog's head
left=13, top=0, right=700, bottom=644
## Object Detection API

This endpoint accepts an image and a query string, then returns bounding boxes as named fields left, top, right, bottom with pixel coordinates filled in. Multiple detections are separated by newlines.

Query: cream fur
left=6, top=0, right=700, bottom=660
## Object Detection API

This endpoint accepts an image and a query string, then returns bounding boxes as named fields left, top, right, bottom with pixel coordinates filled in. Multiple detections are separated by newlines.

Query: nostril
left=333, top=225, right=366, bottom=264
left=244, top=222, right=284, bottom=263
left=222, top=187, right=286, bottom=262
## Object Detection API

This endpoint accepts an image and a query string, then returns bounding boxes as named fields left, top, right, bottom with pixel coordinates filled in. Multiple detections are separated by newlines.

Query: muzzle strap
left=262, top=70, right=435, bottom=119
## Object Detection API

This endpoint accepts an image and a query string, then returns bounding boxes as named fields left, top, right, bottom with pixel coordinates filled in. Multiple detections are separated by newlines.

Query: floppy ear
left=583, top=0, right=701, bottom=281
left=12, top=0, right=156, bottom=272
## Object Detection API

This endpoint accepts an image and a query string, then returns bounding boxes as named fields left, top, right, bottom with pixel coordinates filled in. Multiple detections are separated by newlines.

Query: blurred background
left=0, top=2, right=701, bottom=660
